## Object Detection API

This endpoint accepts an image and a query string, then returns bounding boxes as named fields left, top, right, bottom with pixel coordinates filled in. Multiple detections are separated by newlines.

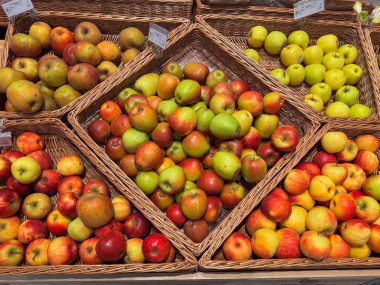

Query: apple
left=253, top=114, right=279, bottom=139
left=243, top=48, right=259, bottom=62
left=83, top=179, right=110, bottom=196
left=220, top=182, right=245, bottom=208
left=17, top=219, right=48, bottom=244
left=182, top=131, right=210, bottom=158
left=0, top=239, right=24, bottom=266
left=335, top=85, right=359, bottom=107
left=342, top=64, right=363, bottom=85
left=56, top=192, right=78, bottom=219
left=156, top=73, right=180, bottom=100
left=180, top=188, right=207, bottom=220
left=123, top=212, right=151, bottom=239
left=286, top=64, right=305, bottom=85
left=142, top=233, right=170, bottom=263
left=135, top=171, right=159, bottom=195
left=349, top=244, right=371, bottom=258
left=26, top=150, right=51, bottom=171
left=342, top=163, right=366, bottom=192
left=11, top=57, right=38, bottom=82
left=0, top=157, right=11, bottom=180
left=205, top=69, right=228, bottom=88
left=0, top=216, right=21, bottom=242
left=165, top=141, right=187, bottom=163
left=158, top=165, right=186, bottom=195
left=304, top=64, right=326, bottom=86
left=202, top=196, right=223, bottom=224
left=324, top=69, right=347, bottom=91
left=256, top=142, right=281, bottom=167
left=280, top=44, right=304, bottom=67
left=121, top=128, right=149, bottom=154
left=288, top=190, right=315, bottom=211
left=156, top=100, right=179, bottom=122
left=305, top=206, right=337, bottom=235
left=76, top=192, right=114, bottom=228
left=56, top=155, right=84, bottom=176
left=166, top=204, right=187, bottom=227
left=184, top=219, right=209, bottom=243
left=355, top=195, right=380, bottom=224
left=200, top=85, right=212, bottom=105
left=329, top=193, right=356, bottom=222
left=74, top=21, right=101, bottom=45
left=125, top=238, right=145, bottom=263
left=0, top=150, right=24, bottom=163
left=196, top=169, right=223, bottom=195
left=313, top=151, right=337, bottom=168
left=79, top=237, right=102, bottom=265
left=22, top=193, right=52, bottom=220
left=0, top=188, right=21, bottom=218
left=245, top=208, right=276, bottom=235
left=309, top=82, right=332, bottom=104
left=38, top=56, right=68, bottom=88
left=362, top=174, right=380, bottom=200
left=261, top=193, right=291, bottom=222
left=247, top=25, right=267, bottom=48
left=283, top=169, right=310, bottom=195
left=322, top=52, right=345, bottom=70
left=57, top=175, right=84, bottom=196
left=46, top=209, right=71, bottom=236
left=340, top=219, right=371, bottom=247
left=134, top=73, right=159, bottom=97
left=11, top=33, right=41, bottom=57
left=325, top=101, right=351, bottom=118
left=316, top=34, right=338, bottom=54
left=209, top=93, right=235, bottom=115
left=328, top=234, right=350, bottom=258
left=309, top=175, right=336, bottom=202
left=251, top=228, right=280, bottom=259
left=49, top=26, right=74, bottom=55
left=119, top=154, right=138, bottom=178
left=129, top=103, right=158, bottom=133
left=350, top=104, right=372, bottom=119
left=271, top=125, right=299, bottom=152
left=87, top=119, right=111, bottom=143
left=321, top=131, right=348, bottom=154
left=262, top=92, right=284, bottom=115
left=63, top=43, right=77, bottom=65
left=212, top=151, right=241, bottom=181
left=264, top=31, right=287, bottom=55
left=25, top=238, right=50, bottom=266
left=210, top=113, right=241, bottom=140
left=201, top=146, right=218, bottom=169
left=354, top=150, right=379, bottom=175
left=368, top=224, right=380, bottom=254
left=222, top=232, right=252, bottom=261
left=67, top=63, right=99, bottom=91
left=134, top=141, right=164, bottom=171
left=174, top=79, right=201, bottom=105
left=303, top=45, right=324, bottom=65
left=337, top=44, right=358, bottom=65
left=111, top=195, right=132, bottom=222
left=304, top=94, right=323, bottom=112
left=183, top=62, right=209, bottom=83
left=150, top=188, right=174, bottom=211
left=0, top=67, right=25, bottom=94
left=280, top=205, right=307, bottom=235
left=271, top=68, right=289, bottom=85
left=300, top=231, right=331, bottom=260
left=275, top=228, right=301, bottom=258
left=168, top=106, right=197, bottom=136
left=295, top=162, right=321, bottom=180
left=28, top=21, right=51, bottom=49
left=68, top=217, right=94, bottom=242
left=241, top=155, right=267, bottom=183
left=48, top=236, right=78, bottom=265
left=321, top=163, right=348, bottom=185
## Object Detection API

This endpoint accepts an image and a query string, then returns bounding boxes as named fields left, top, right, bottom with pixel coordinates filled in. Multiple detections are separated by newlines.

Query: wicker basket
left=0, top=118, right=196, bottom=274
left=102, top=0, right=193, bottom=20
left=364, top=26, right=380, bottom=91
left=196, top=14, right=380, bottom=124
left=199, top=122, right=380, bottom=271
left=33, top=0, right=103, bottom=14
left=0, top=11, right=189, bottom=119
left=194, top=0, right=357, bottom=22
left=68, top=23, right=320, bottom=256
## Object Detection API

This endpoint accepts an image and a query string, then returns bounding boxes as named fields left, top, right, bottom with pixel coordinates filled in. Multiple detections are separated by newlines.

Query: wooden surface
left=0, top=270, right=379, bottom=284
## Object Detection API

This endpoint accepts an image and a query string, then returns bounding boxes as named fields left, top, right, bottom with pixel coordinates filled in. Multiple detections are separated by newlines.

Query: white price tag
left=148, top=23, right=169, bottom=50
left=294, top=0, right=325, bottom=20
left=1, top=0, right=34, bottom=18
left=0, top=132, right=12, bottom=147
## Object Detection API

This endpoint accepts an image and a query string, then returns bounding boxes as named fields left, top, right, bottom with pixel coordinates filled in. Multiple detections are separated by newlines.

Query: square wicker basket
left=68, top=23, right=320, bottom=256
left=200, top=122, right=380, bottom=271
left=0, top=118, right=197, bottom=275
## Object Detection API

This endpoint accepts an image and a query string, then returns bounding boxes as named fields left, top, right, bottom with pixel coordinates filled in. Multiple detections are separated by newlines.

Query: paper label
left=0, top=132, right=12, bottom=146
left=294, top=0, right=325, bottom=20
left=1, top=0, right=34, bottom=18
left=148, top=23, right=169, bottom=50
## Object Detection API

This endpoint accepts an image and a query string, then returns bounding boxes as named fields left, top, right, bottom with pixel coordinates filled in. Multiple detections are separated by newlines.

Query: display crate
left=200, top=122, right=380, bottom=271
left=68, top=23, right=320, bottom=256
left=0, top=118, right=196, bottom=274
left=0, top=11, right=189, bottom=119
left=197, top=14, right=380, bottom=124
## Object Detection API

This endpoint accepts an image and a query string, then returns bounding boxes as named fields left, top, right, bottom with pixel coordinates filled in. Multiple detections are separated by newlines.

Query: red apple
left=100, top=100, right=122, bottom=123
left=142, top=233, right=170, bottom=263
left=0, top=157, right=11, bottom=180
left=0, top=188, right=21, bottom=218
left=330, top=193, right=356, bottom=222
left=284, top=169, right=310, bottom=195
left=151, top=122, right=173, bottom=148
left=47, top=236, right=78, bottom=265
left=219, top=139, right=243, bottom=158
left=79, top=237, right=102, bottom=265
left=178, top=157, right=202, bottom=182
left=129, top=103, right=158, bottom=132
left=110, top=114, right=131, bottom=137
left=150, top=188, right=174, bottom=211
left=63, top=43, right=77, bottom=65
left=27, top=150, right=51, bottom=170
left=119, top=154, right=138, bottom=178
left=96, top=230, right=125, bottom=262
left=6, top=175, right=31, bottom=196
left=168, top=107, right=197, bottom=137
left=57, top=175, right=84, bottom=196
left=105, top=137, right=127, bottom=162
left=211, top=82, right=233, bottom=97
left=57, top=192, right=78, bottom=219
left=313, top=151, right=337, bottom=169
left=256, top=142, right=281, bottom=167
left=219, top=182, right=245, bottom=208
left=271, top=125, right=299, bottom=152
left=241, top=127, right=261, bottom=149
left=16, top=132, right=44, bottom=155
left=354, top=150, right=379, bottom=175
left=183, top=62, right=209, bottom=83
left=33, top=169, right=60, bottom=195
left=237, top=91, right=263, bottom=116
left=123, top=212, right=151, bottom=239
left=295, top=162, right=321, bottom=180
left=49, top=26, right=74, bottom=55
left=261, top=193, right=291, bottom=222
left=83, top=179, right=110, bottom=196
left=201, top=146, right=218, bottom=169
left=245, top=208, right=276, bottom=235
left=87, top=119, right=111, bottom=143
left=229, top=80, right=250, bottom=101
left=275, top=228, right=301, bottom=258
left=184, top=219, right=209, bottom=243
left=0, top=150, right=24, bottom=163
left=46, top=209, right=72, bottom=236
left=222, top=232, right=252, bottom=261
left=202, top=196, right=223, bottom=224
left=135, top=141, right=164, bottom=171
left=262, top=92, right=284, bottom=115
left=166, top=204, right=187, bottom=228
left=95, top=220, right=123, bottom=239
left=197, top=169, right=224, bottom=195
left=17, top=219, right=48, bottom=244
left=241, top=155, right=267, bottom=183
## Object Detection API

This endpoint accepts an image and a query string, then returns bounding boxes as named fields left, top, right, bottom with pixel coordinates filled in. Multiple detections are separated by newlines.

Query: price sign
left=2, top=0, right=34, bottom=18
left=148, top=23, right=169, bottom=50
left=294, top=0, right=325, bottom=20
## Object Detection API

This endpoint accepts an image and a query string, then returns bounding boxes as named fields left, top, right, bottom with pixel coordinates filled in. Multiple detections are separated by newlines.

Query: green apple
left=68, top=217, right=94, bottom=242
left=212, top=151, right=241, bottom=181
left=264, top=31, right=287, bottom=55
left=134, top=73, right=159, bottom=97
left=288, top=30, right=309, bottom=49
left=325, top=101, right=350, bottom=118
left=304, top=64, right=326, bottom=86
left=322, top=52, right=345, bottom=70
left=335, top=85, right=359, bottom=107
left=247, top=26, right=267, bottom=48
left=206, top=69, right=228, bottom=88
left=342, top=64, right=363, bottom=85
left=174, top=79, right=201, bottom=105
left=304, top=94, right=324, bottom=112
left=210, top=113, right=241, bottom=139
left=350, top=104, right=372, bottom=118
left=243, top=49, right=259, bottom=62
left=192, top=102, right=207, bottom=112
left=156, top=100, right=178, bottom=122
left=316, top=34, right=339, bottom=54
left=309, top=83, right=332, bottom=104
left=11, top=157, right=41, bottom=184
left=232, top=110, right=253, bottom=137
left=196, top=108, right=215, bottom=133
left=286, top=64, right=305, bottom=85
left=303, top=45, right=324, bottom=65
left=280, top=44, right=304, bottom=67
left=121, top=128, right=149, bottom=153
left=271, top=68, right=289, bottom=85
left=135, top=171, right=159, bottom=195
left=158, top=165, right=186, bottom=195
left=324, top=69, right=346, bottom=91
left=338, top=44, right=358, bottom=65
left=253, top=114, right=279, bottom=139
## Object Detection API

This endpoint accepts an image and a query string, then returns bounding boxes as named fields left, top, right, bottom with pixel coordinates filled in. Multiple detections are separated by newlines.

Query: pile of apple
left=86, top=60, right=301, bottom=243
left=222, top=131, right=380, bottom=261
left=1, top=20, right=145, bottom=113
left=0, top=132, right=176, bottom=266
left=245, top=26, right=371, bottom=119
